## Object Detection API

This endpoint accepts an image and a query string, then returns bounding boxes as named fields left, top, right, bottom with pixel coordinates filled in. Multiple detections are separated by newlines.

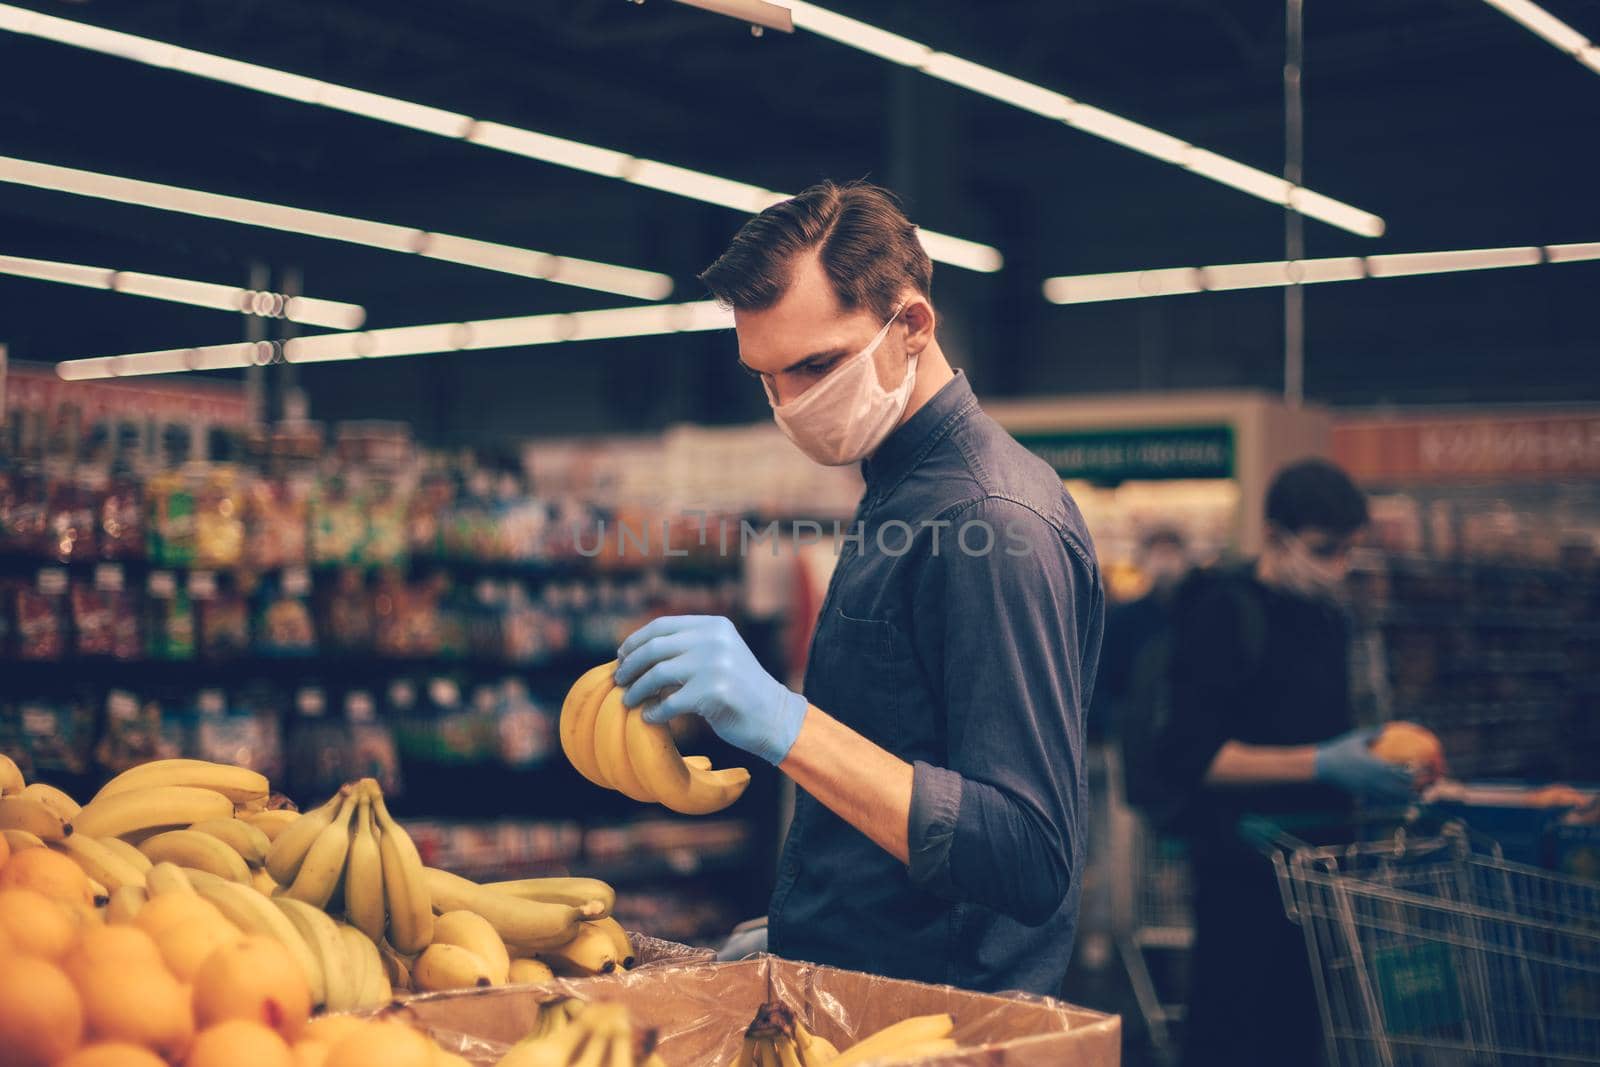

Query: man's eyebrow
left=738, top=348, right=849, bottom=375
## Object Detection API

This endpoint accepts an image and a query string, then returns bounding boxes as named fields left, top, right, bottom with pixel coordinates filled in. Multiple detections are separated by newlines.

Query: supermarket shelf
left=0, top=648, right=613, bottom=685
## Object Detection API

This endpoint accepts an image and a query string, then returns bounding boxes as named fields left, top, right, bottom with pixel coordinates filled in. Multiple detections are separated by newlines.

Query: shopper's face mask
left=1275, top=530, right=1354, bottom=601
left=762, top=304, right=913, bottom=466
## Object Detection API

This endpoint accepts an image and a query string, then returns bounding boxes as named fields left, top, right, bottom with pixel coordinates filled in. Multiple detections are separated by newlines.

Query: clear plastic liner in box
left=383, top=937, right=1120, bottom=1066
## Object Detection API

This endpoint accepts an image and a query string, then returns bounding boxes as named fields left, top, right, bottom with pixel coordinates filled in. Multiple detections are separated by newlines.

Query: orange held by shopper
left=1369, top=721, right=1447, bottom=787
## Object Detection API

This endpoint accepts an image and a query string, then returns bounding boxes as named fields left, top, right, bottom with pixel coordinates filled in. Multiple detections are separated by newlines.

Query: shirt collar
left=862, top=371, right=977, bottom=491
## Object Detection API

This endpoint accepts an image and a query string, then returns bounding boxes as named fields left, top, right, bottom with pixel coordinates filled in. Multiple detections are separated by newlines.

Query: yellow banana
left=623, top=705, right=750, bottom=815
left=106, top=884, right=146, bottom=924
left=507, top=957, right=555, bottom=984
left=242, top=808, right=301, bottom=842
left=344, top=789, right=386, bottom=944
left=0, top=753, right=24, bottom=794
left=192, top=874, right=326, bottom=1007
left=589, top=915, right=634, bottom=969
left=188, top=818, right=272, bottom=867
left=277, top=897, right=360, bottom=1013
left=560, top=661, right=617, bottom=787
left=869, top=1038, right=959, bottom=1064
left=53, top=833, right=149, bottom=891
left=97, top=834, right=153, bottom=873
left=432, top=910, right=510, bottom=984
left=92, top=758, right=268, bottom=808
left=377, top=939, right=413, bottom=992
left=827, top=1014, right=954, bottom=1067
left=1, top=828, right=46, bottom=852
left=413, top=942, right=494, bottom=992
left=534, top=920, right=618, bottom=976
left=72, top=784, right=232, bottom=839
left=265, top=788, right=348, bottom=885
left=20, top=782, right=81, bottom=820
left=252, top=866, right=278, bottom=895
left=138, top=829, right=252, bottom=883
left=343, top=924, right=391, bottom=1008
left=423, top=867, right=581, bottom=953
left=370, top=784, right=434, bottom=953
left=592, top=688, right=654, bottom=802
left=283, top=789, right=358, bottom=908
left=794, top=1021, right=839, bottom=1065
left=145, top=861, right=196, bottom=896
left=482, top=876, right=615, bottom=918
left=337, top=922, right=373, bottom=1005
left=0, top=794, right=72, bottom=840
left=683, top=755, right=713, bottom=771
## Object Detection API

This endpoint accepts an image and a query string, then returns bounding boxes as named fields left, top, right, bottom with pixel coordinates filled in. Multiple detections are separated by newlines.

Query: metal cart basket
left=1250, top=816, right=1600, bottom=1066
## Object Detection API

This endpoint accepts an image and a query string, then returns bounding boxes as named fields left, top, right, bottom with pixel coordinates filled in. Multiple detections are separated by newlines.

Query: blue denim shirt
left=767, top=372, right=1103, bottom=994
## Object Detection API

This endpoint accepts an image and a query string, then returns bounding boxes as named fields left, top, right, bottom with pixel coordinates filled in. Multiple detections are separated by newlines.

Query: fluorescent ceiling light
left=778, top=2, right=1382, bottom=236
left=0, top=155, right=672, bottom=300
left=0, top=4, right=997, bottom=271
left=0, top=252, right=366, bottom=328
left=1043, top=242, right=1593, bottom=304
left=56, top=300, right=736, bottom=380
left=669, top=0, right=794, bottom=34
left=1480, top=0, right=1596, bottom=59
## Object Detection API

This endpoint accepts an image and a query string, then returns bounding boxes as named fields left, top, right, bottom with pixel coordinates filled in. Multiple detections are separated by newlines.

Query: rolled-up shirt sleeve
left=905, top=496, right=1100, bottom=926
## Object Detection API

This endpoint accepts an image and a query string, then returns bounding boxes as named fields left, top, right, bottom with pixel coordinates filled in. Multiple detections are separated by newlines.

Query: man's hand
left=1314, top=727, right=1417, bottom=800
left=614, top=615, right=808, bottom=766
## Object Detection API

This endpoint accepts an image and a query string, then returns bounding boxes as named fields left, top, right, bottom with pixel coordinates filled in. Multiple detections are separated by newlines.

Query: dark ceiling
left=2, top=0, right=1597, bottom=442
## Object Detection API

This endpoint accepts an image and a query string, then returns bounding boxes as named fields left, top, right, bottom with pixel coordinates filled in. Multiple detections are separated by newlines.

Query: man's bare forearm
left=1204, top=739, right=1318, bottom=787
left=779, top=705, right=915, bottom=863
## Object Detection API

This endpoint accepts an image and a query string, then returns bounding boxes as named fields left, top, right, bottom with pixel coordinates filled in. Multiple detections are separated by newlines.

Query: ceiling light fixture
left=0, top=155, right=673, bottom=300
left=0, top=3, right=998, bottom=271
left=0, top=252, right=366, bottom=328
left=54, top=300, right=736, bottom=380
left=1042, top=242, right=1598, bottom=304
left=780, top=2, right=1384, bottom=236
left=1479, top=0, right=1600, bottom=73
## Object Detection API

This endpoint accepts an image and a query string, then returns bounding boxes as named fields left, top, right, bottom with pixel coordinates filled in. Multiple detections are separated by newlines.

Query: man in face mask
left=612, top=181, right=1103, bottom=995
left=1154, top=458, right=1420, bottom=1066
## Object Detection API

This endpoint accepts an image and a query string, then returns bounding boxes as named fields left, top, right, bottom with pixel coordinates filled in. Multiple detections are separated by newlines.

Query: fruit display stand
left=389, top=955, right=1121, bottom=1066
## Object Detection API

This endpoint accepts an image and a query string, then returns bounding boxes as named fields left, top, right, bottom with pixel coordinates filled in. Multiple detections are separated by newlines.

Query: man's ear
left=901, top=295, right=935, bottom=356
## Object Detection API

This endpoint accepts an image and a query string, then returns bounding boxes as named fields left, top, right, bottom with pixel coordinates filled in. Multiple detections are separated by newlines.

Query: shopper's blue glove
left=614, top=615, right=808, bottom=766
left=1314, top=727, right=1417, bottom=800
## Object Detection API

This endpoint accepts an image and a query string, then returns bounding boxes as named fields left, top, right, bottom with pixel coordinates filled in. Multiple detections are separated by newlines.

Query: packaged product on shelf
left=144, top=569, right=196, bottom=660
left=13, top=691, right=96, bottom=777
left=43, top=462, right=98, bottom=563
left=245, top=472, right=311, bottom=569
left=310, top=472, right=367, bottom=564
left=192, top=684, right=285, bottom=783
left=93, top=688, right=164, bottom=774
left=98, top=448, right=144, bottom=560
left=429, top=676, right=489, bottom=765
left=145, top=466, right=196, bottom=566
left=387, top=677, right=430, bottom=767
left=319, top=566, right=375, bottom=653
left=284, top=684, right=347, bottom=802
left=374, top=569, right=442, bottom=657
left=364, top=475, right=411, bottom=565
left=344, top=688, right=403, bottom=798
left=69, top=573, right=126, bottom=658
left=197, top=570, right=252, bottom=659
left=14, top=568, right=68, bottom=660
left=228, top=680, right=287, bottom=783
left=194, top=463, right=245, bottom=567
left=494, top=677, right=555, bottom=768
left=256, top=566, right=317, bottom=655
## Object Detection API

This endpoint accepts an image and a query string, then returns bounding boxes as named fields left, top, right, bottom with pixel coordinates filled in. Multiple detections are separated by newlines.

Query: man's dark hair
left=1265, top=458, right=1369, bottom=536
left=698, top=180, right=932, bottom=321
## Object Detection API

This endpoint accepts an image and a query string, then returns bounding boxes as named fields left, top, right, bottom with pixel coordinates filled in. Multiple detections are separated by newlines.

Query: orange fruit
left=54, top=1042, right=169, bottom=1067
left=324, top=1020, right=436, bottom=1067
left=135, top=892, right=228, bottom=939
left=0, top=846, right=92, bottom=908
left=155, top=915, right=241, bottom=981
left=75, top=962, right=195, bottom=1060
left=0, top=953, right=85, bottom=1066
left=0, top=829, right=11, bottom=871
left=61, top=924, right=167, bottom=985
left=187, top=1019, right=295, bottom=1067
left=292, top=1039, right=332, bottom=1067
left=300, top=1016, right=370, bottom=1047
left=191, top=935, right=311, bottom=1040
left=0, top=886, right=81, bottom=960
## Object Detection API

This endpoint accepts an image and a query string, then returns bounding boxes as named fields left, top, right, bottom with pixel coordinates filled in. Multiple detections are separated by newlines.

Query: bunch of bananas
left=497, top=999, right=666, bottom=1067
left=824, top=1013, right=956, bottom=1067
left=733, top=1001, right=840, bottom=1067
left=561, top=661, right=750, bottom=815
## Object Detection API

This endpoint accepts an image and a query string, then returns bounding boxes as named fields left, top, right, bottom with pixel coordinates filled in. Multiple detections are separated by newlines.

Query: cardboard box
left=392, top=952, right=1121, bottom=1065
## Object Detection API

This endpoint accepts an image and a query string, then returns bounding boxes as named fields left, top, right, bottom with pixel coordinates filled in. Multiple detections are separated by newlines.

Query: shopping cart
left=1249, top=814, right=1600, bottom=1066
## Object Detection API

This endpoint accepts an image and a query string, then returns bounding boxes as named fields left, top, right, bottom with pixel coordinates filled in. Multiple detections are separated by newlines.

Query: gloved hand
left=1314, top=727, right=1417, bottom=800
left=715, top=917, right=769, bottom=961
left=614, top=615, right=808, bottom=766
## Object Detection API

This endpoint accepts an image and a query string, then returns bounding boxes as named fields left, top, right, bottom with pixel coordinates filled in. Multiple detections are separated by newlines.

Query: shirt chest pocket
left=806, top=606, right=941, bottom=761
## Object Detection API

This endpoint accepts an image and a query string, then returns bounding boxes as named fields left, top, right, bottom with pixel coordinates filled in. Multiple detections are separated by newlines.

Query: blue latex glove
left=614, top=615, right=808, bottom=766
left=1314, top=727, right=1417, bottom=800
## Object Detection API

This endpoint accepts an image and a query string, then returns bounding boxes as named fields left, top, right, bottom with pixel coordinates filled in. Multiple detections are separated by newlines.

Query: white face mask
left=1275, top=535, right=1350, bottom=603
left=763, top=305, right=914, bottom=466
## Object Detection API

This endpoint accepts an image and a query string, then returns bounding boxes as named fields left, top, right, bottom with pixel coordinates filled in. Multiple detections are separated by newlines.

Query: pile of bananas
left=560, top=661, right=750, bottom=815
left=734, top=1006, right=957, bottom=1067
left=497, top=998, right=666, bottom=1067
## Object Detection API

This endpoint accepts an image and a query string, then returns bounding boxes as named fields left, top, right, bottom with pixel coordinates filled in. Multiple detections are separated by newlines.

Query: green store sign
left=1015, top=425, right=1234, bottom=483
